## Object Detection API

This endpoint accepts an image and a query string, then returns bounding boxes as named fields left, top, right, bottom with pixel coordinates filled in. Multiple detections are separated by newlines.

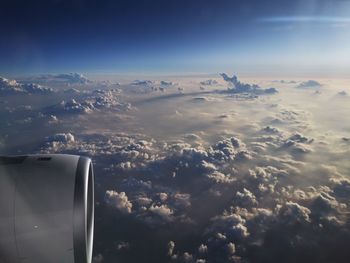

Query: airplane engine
left=0, top=154, right=94, bottom=263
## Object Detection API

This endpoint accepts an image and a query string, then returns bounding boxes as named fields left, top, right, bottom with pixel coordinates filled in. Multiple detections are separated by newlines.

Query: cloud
left=131, top=80, right=154, bottom=86
left=184, top=133, right=202, bottom=141
left=92, top=254, right=104, bottom=263
left=173, top=193, right=191, bottom=208
left=25, top=73, right=91, bottom=86
left=272, top=80, right=297, bottom=84
left=47, top=133, right=75, bottom=143
left=200, top=79, right=218, bottom=86
left=296, top=80, right=322, bottom=89
left=128, top=80, right=178, bottom=94
left=116, top=241, right=130, bottom=251
left=192, top=97, right=214, bottom=102
left=207, top=171, right=235, bottom=184
left=278, top=201, right=311, bottom=223
left=46, top=89, right=131, bottom=115
left=337, top=91, right=348, bottom=96
left=105, top=190, right=133, bottom=214
left=220, top=73, right=278, bottom=95
left=198, top=244, right=208, bottom=254
left=262, top=126, right=280, bottom=134
left=160, top=80, right=174, bottom=86
left=235, top=188, right=258, bottom=207
left=29, top=77, right=350, bottom=263
left=226, top=242, right=236, bottom=255
left=135, top=196, right=153, bottom=206
left=331, top=177, right=350, bottom=198
left=167, top=241, right=176, bottom=256
left=209, top=210, right=250, bottom=242
left=0, top=76, right=53, bottom=95
left=149, top=204, right=174, bottom=221
left=48, top=99, right=93, bottom=114
left=311, top=191, right=346, bottom=216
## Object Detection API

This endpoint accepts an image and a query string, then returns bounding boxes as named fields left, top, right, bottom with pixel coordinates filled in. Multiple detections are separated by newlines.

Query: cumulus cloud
left=46, top=89, right=131, bottom=115
left=48, top=99, right=93, bottom=114
left=273, top=132, right=314, bottom=156
left=226, top=242, right=236, bottom=255
left=220, top=73, right=278, bottom=95
left=278, top=201, right=311, bottom=223
left=0, top=76, right=53, bottom=95
left=235, top=188, right=258, bottom=207
left=25, top=74, right=350, bottom=263
left=331, top=177, right=350, bottom=198
left=149, top=204, right=174, bottom=221
left=47, top=133, right=75, bottom=143
left=105, top=191, right=133, bottom=214
left=207, top=171, right=235, bottom=184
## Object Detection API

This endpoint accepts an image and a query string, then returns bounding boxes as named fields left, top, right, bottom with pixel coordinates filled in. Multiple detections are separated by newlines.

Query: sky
left=1, top=0, right=350, bottom=76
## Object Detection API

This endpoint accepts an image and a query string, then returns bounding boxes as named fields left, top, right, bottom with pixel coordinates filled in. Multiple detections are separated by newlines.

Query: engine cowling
left=0, top=154, right=94, bottom=263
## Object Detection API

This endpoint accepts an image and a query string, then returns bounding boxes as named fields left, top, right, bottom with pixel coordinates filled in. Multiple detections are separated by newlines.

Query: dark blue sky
left=1, top=0, right=350, bottom=76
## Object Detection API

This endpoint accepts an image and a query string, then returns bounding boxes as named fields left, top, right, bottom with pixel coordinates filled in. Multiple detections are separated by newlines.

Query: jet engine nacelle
left=0, top=154, right=94, bottom=263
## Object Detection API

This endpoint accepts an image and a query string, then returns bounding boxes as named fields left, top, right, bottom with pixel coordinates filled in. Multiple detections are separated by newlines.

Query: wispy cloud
left=258, top=16, right=350, bottom=23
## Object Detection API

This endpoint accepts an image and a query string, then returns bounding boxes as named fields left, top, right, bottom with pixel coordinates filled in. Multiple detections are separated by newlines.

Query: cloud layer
left=1, top=73, right=350, bottom=263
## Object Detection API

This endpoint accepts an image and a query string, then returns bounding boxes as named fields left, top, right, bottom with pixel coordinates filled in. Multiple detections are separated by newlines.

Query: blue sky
left=1, top=0, right=350, bottom=76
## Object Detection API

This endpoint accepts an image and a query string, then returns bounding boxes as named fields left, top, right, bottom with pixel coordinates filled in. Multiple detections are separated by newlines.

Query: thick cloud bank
left=39, top=128, right=350, bottom=263
left=1, top=73, right=350, bottom=263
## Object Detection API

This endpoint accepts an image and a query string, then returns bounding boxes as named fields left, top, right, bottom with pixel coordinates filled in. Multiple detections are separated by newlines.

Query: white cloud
left=47, top=133, right=75, bottom=143
left=226, top=242, right=236, bottom=255
left=0, top=76, right=53, bottom=95
left=207, top=171, right=235, bottom=184
left=46, top=89, right=130, bottom=115
left=105, top=191, right=133, bottom=214
left=167, top=241, right=176, bottom=256
left=26, top=75, right=350, bottom=263
left=149, top=204, right=174, bottom=221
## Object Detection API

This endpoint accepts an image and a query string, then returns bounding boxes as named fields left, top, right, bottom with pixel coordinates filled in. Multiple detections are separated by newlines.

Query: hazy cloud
left=296, top=80, right=322, bottom=89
